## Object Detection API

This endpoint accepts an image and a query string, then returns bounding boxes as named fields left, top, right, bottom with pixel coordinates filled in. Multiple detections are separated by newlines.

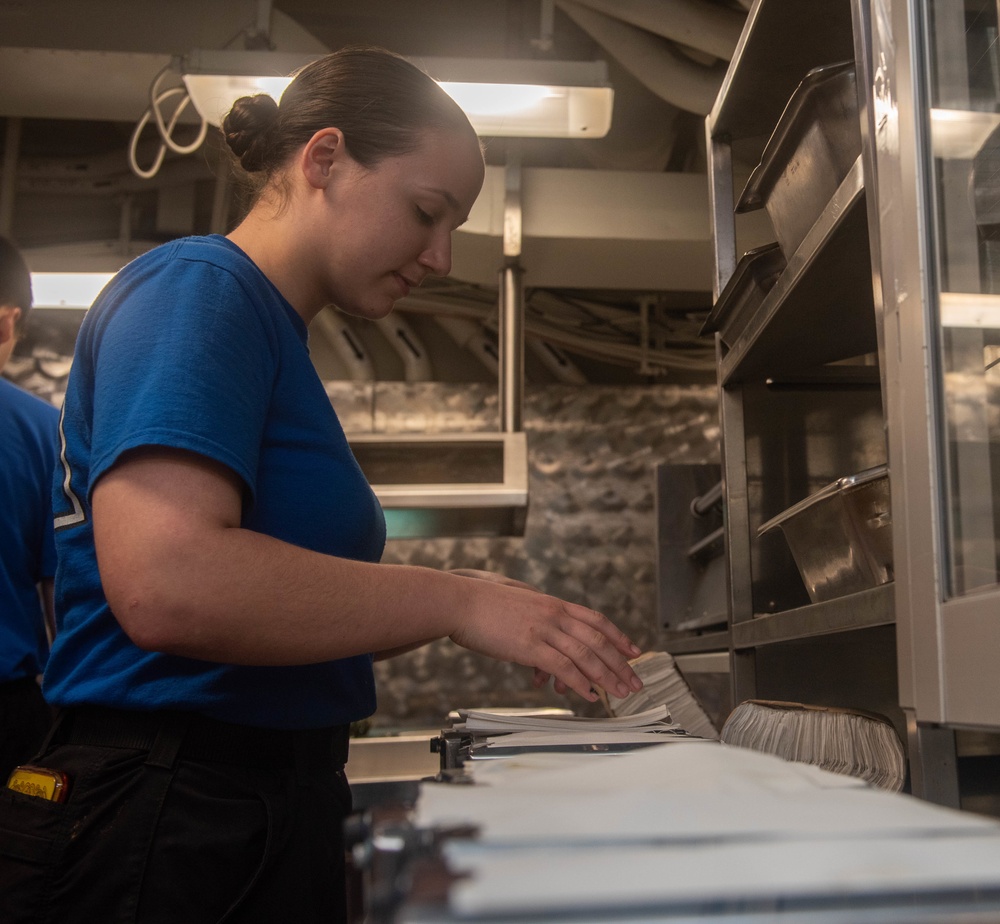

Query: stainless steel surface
left=708, top=0, right=856, bottom=140
left=498, top=264, right=524, bottom=435
left=732, top=583, right=894, bottom=648
left=706, top=129, right=736, bottom=304
left=757, top=464, right=892, bottom=604
left=345, top=733, right=440, bottom=783
left=500, top=152, right=524, bottom=435
left=737, top=61, right=862, bottom=261
left=720, top=155, right=875, bottom=385
left=348, top=431, right=528, bottom=539
left=744, top=377, right=887, bottom=615
left=906, top=711, right=961, bottom=808
left=656, top=462, right=727, bottom=634
left=701, top=241, right=786, bottom=350
left=704, top=0, right=905, bottom=754
left=867, top=0, right=1000, bottom=733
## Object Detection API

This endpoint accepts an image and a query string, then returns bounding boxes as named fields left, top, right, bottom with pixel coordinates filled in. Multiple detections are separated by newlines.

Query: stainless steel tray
left=736, top=61, right=861, bottom=260
left=701, top=242, right=786, bottom=349
left=757, top=464, right=892, bottom=604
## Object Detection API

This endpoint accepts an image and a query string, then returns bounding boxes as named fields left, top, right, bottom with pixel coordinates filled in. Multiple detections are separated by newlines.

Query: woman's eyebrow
left=422, top=186, right=461, bottom=211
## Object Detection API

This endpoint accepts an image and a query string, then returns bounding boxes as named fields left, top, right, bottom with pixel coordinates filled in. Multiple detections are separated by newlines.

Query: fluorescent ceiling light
left=181, top=50, right=613, bottom=139
left=30, top=272, right=115, bottom=309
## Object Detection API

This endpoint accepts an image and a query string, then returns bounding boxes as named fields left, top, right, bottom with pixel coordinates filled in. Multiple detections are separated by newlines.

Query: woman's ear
left=301, top=127, right=347, bottom=189
left=0, top=305, right=21, bottom=346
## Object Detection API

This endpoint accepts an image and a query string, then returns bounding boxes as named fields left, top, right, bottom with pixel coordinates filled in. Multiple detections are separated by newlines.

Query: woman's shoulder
left=130, top=234, right=253, bottom=277
left=103, top=235, right=272, bottom=310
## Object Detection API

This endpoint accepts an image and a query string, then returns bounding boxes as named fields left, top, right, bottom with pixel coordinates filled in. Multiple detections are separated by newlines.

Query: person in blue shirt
left=0, top=46, right=643, bottom=924
left=0, top=235, right=58, bottom=785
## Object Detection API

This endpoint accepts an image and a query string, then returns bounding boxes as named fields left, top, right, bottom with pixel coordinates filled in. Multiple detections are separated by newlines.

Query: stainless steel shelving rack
left=686, top=0, right=1000, bottom=808
left=689, top=0, right=903, bottom=751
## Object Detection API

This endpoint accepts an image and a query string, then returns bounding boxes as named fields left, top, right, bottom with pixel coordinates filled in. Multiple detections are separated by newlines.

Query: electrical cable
left=395, top=295, right=715, bottom=374
left=128, top=67, right=208, bottom=179
left=407, top=281, right=715, bottom=369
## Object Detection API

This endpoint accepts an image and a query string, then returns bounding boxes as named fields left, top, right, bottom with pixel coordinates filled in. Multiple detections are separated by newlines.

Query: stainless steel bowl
left=757, top=464, right=892, bottom=604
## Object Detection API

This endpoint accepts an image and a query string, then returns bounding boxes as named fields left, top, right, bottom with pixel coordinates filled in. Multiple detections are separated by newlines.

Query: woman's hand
left=447, top=574, right=643, bottom=704
left=448, top=568, right=618, bottom=696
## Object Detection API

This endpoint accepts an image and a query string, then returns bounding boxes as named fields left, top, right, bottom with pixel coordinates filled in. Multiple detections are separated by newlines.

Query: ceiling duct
left=555, top=0, right=729, bottom=115
left=312, top=310, right=373, bottom=382
left=374, top=313, right=433, bottom=382
left=561, top=0, right=745, bottom=62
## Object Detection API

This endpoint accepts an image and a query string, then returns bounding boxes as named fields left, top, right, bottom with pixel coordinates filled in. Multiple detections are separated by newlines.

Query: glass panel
left=927, top=0, right=1000, bottom=595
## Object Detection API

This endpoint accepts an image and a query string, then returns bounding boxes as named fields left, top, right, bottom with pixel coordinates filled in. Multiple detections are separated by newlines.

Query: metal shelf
left=732, top=582, right=894, bottom=649
left=349, top=432, right=528, bottom=539
left=663, top=630, right=731, bottom=655
left=719, top=156, right=876, bottom=385
left=709, top=0, right=856, bottom=142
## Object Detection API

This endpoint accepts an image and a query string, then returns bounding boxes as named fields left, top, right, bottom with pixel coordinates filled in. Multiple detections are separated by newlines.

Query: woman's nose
left=418, top=230, right=452, bottom=277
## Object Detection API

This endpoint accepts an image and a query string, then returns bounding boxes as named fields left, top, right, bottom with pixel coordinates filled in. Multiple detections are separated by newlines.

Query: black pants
left=0, top=677, right=54, bottom=785
left=0, top=707, right=352, bottom=924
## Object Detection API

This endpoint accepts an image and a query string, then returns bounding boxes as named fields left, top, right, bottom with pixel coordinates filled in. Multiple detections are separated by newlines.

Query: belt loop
left=145, top=712, right=191, bottom=770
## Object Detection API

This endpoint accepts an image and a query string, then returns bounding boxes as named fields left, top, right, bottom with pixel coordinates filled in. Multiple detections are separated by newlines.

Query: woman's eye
left=415, top=206, right=435, bottom=226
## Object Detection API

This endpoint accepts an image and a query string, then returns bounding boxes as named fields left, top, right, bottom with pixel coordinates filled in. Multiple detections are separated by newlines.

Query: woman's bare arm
left=92, top=448, right=643, bottom=702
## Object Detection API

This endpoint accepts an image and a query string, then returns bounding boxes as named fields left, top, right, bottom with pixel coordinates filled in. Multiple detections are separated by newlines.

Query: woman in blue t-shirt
left=0, top=46, right=643, bottom=924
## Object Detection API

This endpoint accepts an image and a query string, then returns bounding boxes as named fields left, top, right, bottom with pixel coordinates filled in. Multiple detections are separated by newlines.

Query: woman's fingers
left=550, top=606, right=643, bottom=696
left=450, top=581, right=644, bottom=702
left=561, top=603, right=642, bottom=661
left=534, top=627, right=640, bottom=701
left=523, top=617, right=641, bottom=702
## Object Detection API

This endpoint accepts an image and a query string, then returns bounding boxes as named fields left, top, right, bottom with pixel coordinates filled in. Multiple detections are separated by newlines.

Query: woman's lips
left=394, top=273, right=413, bottom=297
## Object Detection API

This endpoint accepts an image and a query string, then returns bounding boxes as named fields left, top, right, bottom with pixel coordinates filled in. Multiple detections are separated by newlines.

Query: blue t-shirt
left=45, top=235, right=386, bottom=729
left=0, top=377, right=59, bottom=682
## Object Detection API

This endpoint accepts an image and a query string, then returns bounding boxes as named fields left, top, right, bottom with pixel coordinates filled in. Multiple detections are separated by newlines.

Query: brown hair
left=223, top=45, right=478, bottom=195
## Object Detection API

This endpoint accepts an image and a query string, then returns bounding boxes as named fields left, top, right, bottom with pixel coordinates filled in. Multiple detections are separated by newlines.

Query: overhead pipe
left=555, top=0, right=726, bottom=115
left=312, top=309, right=374, bottom=381
left=527, top=338, right=588, bottom=385
left=436, top=314, right=587, bottom=385
left=374, top=312, right=433, bottom=382
left=435, top=316, right=500, bottom=375
left=559, top=0, right=745, bottom=62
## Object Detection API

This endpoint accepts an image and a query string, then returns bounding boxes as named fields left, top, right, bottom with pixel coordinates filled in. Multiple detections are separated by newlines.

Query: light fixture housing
left=180, top=50, right=613, bottom=139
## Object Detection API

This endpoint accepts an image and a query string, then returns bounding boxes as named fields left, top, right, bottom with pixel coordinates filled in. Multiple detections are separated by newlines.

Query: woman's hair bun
left=222, top=94, right=280, bottom=173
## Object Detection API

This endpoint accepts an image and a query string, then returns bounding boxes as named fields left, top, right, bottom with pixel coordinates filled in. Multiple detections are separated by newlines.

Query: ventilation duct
left=313, top=310, right=373, bottom=382
left=435, top=316, right=500, bottom=375
left=561, top=0, right=744, bottom=62
left=555, top=0, right=729, bottom=115
left=374, top=313, right=433, bottom=382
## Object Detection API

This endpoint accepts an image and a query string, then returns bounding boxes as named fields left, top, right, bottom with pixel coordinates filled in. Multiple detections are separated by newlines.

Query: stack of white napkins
left=721, top=699, right=907, bottom=791
left=608, top=650, right=720, bottom=739
left=452, top=705, right=698, bottom=756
